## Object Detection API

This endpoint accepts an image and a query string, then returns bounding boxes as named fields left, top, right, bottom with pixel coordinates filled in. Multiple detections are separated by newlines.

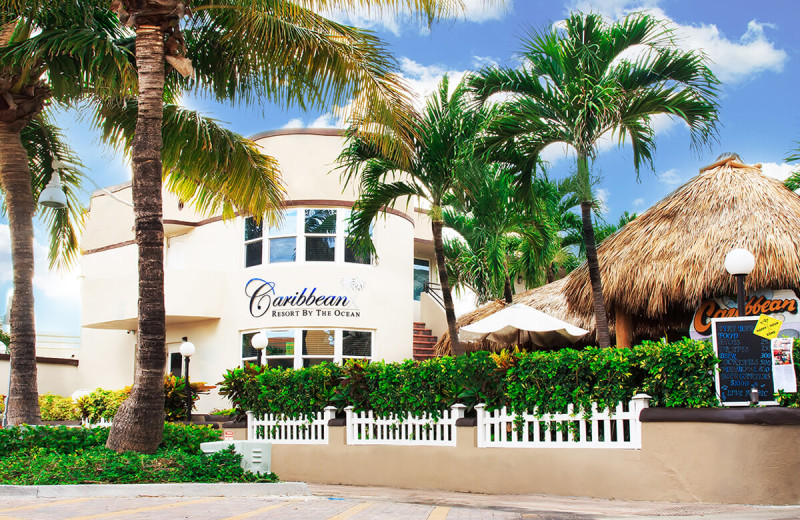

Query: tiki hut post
left=615, top=308, right=633, bottom=348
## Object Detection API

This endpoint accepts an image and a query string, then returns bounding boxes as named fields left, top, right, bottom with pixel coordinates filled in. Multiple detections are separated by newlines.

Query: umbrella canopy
left=459, top=304, right=589, bottom=347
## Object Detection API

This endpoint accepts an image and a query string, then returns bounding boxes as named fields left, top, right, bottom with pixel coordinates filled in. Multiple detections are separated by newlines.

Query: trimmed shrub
left=76, top=388, right=127, bottom=422
left=39, top=394, right=80, bottom=421
left=221, top=338, right=732, bottom=417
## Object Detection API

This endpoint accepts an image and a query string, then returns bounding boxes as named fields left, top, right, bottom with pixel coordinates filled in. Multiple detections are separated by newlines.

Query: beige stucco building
left=75, top=129, right=445, bottom=411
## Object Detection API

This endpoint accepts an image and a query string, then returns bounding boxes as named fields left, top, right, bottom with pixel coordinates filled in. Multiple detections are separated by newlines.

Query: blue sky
left=0, top=0, right=797, bottom=336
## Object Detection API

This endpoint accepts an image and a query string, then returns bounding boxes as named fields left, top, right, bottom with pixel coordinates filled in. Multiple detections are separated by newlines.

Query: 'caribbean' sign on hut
left=691, top=289, right=800, bottom=340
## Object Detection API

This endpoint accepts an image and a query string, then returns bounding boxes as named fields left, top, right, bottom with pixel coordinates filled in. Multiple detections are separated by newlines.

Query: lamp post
left=179, top=337, right=196, bottom=423
left=38, top=160, right=69, bottom=209
left=251, top=331, right=268, bottom=366
left=724, top=248, right=756, bottom=317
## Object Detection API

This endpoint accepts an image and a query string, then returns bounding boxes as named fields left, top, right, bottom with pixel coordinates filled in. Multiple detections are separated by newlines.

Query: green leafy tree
left=443, top=168, right=571, bottom=305
left=340, top=76, right=491, bottom=355
left=468, top=12, right=719, bottom=348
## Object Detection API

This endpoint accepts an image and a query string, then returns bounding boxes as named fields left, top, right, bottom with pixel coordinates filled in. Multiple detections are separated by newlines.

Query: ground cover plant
left=0, top=423, right=277, bottom=485
left=222, top=337, right=743, bottom=419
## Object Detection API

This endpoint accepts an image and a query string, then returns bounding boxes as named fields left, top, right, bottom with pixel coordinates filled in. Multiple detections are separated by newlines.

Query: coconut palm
left=468, top=11, right=719, bottom=348
left=0, top=2, right=132, bottom=425
left=0, top=1, right=282, bottom=434
left=102, top=0, right=474, bottom=452
left=340, top=76, right=491, bottom=356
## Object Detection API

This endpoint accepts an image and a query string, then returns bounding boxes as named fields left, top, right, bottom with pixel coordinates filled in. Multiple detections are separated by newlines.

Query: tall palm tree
left=0, top=1, right=283, bottom=434
left=339, top=76, right=490, bottom=356
left=468, top=12, right=719, bottom=348
left=104, top=0, right=473, bottom=452
left=0, top=2, right=131, bottom=425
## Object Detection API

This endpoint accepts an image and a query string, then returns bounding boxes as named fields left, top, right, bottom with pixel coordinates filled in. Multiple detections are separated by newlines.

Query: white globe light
left=38, top=171, right=68, bottom=209
left=251, top=331, right=268, bottom=351
left=180, top=339, right=196, bottom=358
left=724, top=248, right=756, bottom=276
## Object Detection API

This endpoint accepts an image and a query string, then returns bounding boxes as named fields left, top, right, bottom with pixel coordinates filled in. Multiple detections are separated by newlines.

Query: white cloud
left=322, top=0, right=510, bottom=36
left=632, top=197, right=645, bottom=207
left=595, top=187, right=610, bottom=213
left=657, top=168, right=682, bottom=185
left=760, top=162, right=794, bottom=182
left=281, top=118, right=304, bottom=129
left=569, top=2, right=787, bottom=84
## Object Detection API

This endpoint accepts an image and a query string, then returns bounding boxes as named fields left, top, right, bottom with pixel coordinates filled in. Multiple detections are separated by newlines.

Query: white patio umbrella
left=459, top=304, right=590, bottom=347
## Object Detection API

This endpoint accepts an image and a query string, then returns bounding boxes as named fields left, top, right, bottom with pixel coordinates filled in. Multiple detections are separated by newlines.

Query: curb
left=0, top=482, right=310, bottom=498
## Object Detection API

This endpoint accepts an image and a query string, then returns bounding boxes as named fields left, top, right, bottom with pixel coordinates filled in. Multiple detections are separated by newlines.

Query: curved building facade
left=77, top=129, right=444, bottom=410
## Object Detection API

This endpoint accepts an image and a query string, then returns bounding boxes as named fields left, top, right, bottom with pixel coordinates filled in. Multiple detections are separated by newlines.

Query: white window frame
left=241, top=328, right=373, bottom=368
left=244, top=208, right=373, bottom=268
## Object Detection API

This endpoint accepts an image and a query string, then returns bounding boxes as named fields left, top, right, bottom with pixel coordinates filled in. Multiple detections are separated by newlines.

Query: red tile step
left=413, top=322, right=439, bottom=361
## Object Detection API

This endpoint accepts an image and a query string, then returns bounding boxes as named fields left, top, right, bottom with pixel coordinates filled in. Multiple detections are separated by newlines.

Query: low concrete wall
left=270, top=418, right=800, bottom=505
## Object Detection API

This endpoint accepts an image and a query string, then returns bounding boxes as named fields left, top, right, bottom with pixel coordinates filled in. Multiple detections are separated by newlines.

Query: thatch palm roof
left=435, top=156, right=800, bottom=355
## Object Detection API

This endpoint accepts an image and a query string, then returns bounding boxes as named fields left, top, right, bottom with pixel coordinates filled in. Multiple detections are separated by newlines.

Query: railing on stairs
left=422, top=282, right=445, bottom=308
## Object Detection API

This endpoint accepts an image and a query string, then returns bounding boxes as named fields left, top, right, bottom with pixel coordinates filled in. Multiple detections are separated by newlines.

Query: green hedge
left=0, top=423, right=277, bottom=484
left=220, top=338, right=732, bottom=419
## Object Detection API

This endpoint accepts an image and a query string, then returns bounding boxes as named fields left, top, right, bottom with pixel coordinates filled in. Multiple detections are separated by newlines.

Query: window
left=413, top=259, right=430, bottom=301
left=241, top=329, right=372, bottom=368
left=242, top=330, right=295, bottom=368
left=269, top=210, right=297, bottom=263
left=244, top=208, right=372, bottom=267
left=169, top=352, right=183, bottom=378
left=305, top=209, right=336, bottom=262
left=244, top=218, right=263, bottom=268
left=302, top=329, right=335, bottom=367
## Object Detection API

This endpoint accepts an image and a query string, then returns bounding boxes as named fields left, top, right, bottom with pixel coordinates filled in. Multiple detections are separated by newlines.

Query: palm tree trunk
left=106, top=25, right=166, bottom=453
left=503, top=275, right=513, bottom=303
left=432, top=219, right=463, bottom=355
left=581, top=200, right=611, bottom=348
left=0, top=123, right=41, bottom=425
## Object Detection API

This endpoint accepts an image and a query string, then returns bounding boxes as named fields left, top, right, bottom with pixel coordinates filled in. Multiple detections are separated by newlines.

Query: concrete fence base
left=270, top=417, right=800, bottom=505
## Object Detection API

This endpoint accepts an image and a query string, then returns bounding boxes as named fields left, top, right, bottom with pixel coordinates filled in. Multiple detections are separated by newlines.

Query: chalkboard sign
left=712, top=317, right=776, bottom=406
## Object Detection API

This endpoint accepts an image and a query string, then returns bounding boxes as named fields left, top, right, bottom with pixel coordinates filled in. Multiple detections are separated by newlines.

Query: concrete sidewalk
left=309, top=483, right=800, bottom=519
left=0, top=482, right=798, bottom=519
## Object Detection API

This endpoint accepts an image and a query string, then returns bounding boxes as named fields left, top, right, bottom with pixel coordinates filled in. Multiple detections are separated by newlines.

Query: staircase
left=413, top=322, right=438, bottom=361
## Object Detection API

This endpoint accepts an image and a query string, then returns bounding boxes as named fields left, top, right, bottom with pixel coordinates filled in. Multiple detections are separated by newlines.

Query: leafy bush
left=75, top=377, right=215, bottom=423
left=76, top=388, right=127, bottom=422
left=39, top=394, right=80, bottom=421
left=0, top=423, right=276, bottom=485
left=162, top=375, right=216, bottom=421
left=221, top=338, right=725, bottom=417
left=0, top=445, right=277, bottom=485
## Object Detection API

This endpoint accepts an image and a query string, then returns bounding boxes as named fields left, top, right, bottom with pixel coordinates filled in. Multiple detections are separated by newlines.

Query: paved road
left=0, top=485, right=798, bottom=520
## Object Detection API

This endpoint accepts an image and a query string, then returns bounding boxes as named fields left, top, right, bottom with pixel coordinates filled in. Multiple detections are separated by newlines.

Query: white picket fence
left=345, top=404, right=465, bottom=446
left=81, top=417, right=113, bottom=428
left=475, top=394, right=650, bottom=449
left=246, top=407, right=336, bottom=444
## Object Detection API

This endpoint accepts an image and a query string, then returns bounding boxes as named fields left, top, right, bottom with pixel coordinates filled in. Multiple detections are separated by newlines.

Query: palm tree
left=0, top=2, right=131, bottom=425
left=443, top=166, right=564, bottom=305
left=103, top=0, right=473, bottom=452
left=468, top=12, right=719, bottom=348
left=340, top=76, right=490, bottom=356
left=0, top=1, right=283, bottom=436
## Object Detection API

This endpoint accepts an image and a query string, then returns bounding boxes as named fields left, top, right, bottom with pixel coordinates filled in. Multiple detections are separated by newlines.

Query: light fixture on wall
left=179, top=337, right=196, bottom=422
left=251, top=331, right=268, bottom=367
left=724, top=248, right=755, bottom=317
left=38, top=160, right=68, bottom=209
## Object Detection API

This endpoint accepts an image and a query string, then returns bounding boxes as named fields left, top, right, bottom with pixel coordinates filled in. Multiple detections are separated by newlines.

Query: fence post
left=450, top=403, right=466, bottom=420
left=630, top=393, right=651, bottom=449
left=344, top=406, right=355, bottom=445
left=246, top=410, right=254, bottom=441
left=323, top=406, right=337, bottom=422
left=475, top=403, right=486, bottom=447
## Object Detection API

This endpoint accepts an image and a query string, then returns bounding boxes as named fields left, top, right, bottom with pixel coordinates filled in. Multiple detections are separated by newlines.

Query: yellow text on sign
left=753, top=314, right=783, bottom=340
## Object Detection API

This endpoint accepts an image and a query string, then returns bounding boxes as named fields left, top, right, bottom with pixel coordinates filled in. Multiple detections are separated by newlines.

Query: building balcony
left=82, top=269, right=225, bottom=330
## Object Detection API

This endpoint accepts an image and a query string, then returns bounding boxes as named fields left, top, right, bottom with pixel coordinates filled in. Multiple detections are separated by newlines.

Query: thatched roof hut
left=435, top=156, right=800, bottom=355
